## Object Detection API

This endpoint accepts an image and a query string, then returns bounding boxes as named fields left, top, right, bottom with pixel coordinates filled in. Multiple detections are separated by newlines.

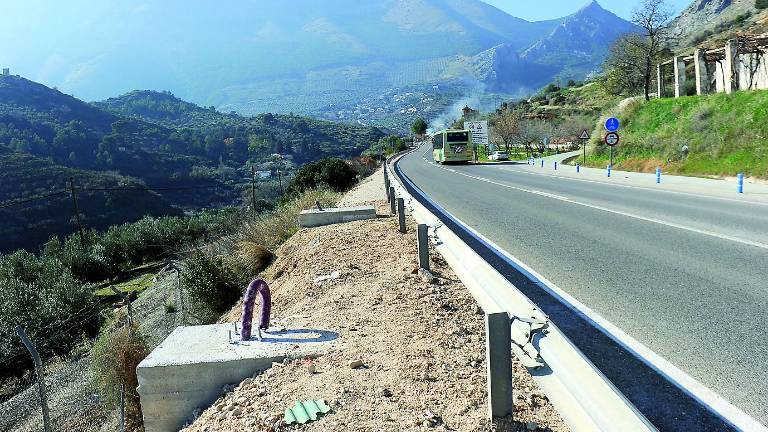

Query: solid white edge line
left=400, top=149, right=768, bottom=432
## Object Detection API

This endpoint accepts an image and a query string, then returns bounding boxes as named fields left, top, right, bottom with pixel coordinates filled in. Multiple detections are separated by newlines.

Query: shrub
left=286, top=158, right=357, bottom=195
left=181, top=251, right=242, bottom=322
left=0, top=251, right=98, bottom=379
left=91, top=323, right=148, bottom=425
left=758, top=0, right=768, bottom=9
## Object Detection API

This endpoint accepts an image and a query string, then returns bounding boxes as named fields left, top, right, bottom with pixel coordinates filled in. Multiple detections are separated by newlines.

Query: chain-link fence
left=0, top=265, right=193, bottom=432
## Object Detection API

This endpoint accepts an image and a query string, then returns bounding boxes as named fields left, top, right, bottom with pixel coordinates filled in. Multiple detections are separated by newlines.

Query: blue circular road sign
left=605, top=117, right=620, bottom=132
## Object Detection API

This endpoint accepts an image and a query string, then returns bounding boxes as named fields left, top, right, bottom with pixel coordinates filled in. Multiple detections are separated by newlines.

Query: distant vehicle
left=432, top=129, right=472, bottom=164
left=489, top=151, right=509, bottom=161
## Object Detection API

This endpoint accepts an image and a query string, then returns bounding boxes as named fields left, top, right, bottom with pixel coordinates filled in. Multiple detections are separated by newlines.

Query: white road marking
left=454, top=212, right=768, bottom=432
left=499, top=164, right=768, bottom=207
left=399, top=152, right=768, bottom=431
left=431, top=163, right=768, bottom=251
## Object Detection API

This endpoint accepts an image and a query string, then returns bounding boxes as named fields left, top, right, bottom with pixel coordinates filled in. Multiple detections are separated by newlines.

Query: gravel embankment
left=183, top=180, right=567, bottom=432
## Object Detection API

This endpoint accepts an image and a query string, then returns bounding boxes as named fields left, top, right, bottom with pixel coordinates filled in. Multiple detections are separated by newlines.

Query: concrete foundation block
left=137, top=324, right=338, bottom=432
left=299, top=206, right=376, bottom=228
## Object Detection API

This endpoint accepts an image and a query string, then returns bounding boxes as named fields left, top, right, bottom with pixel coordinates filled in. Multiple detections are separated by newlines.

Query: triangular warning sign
left=580, top=129, right=590, bottom=140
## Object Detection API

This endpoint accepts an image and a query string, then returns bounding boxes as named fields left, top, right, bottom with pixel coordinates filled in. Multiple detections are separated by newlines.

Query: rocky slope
left=668, top=0, right=758, bottom=48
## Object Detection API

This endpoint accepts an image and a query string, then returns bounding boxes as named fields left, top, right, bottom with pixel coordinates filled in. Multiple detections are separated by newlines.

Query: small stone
left=526, top=421, right=539, bottom=431
left=232, top=407, right=243, bottom=417
left=381, top=388, right=393, bottom=398
left=307, top=364, right=316, bottom=374
left=349, top=359, right=364, bottom=369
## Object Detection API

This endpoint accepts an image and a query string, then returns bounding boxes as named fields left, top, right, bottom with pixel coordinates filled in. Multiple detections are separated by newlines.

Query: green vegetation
left=584, top=90, right=768, bottom=178
left=287, top=158, right=359, bottom=195
left=181, top=251, right=243, bottom=322
left=0, top=209, right=240, bottom=380
left=758, top=0, right=768, bottom=10
left=504, top=81, right=623, bottom=119
left=411, top=118, right=428, bottom=136
left=0, top=76, right=385, bottom=252
left=95, top=274, right=156, bottom=297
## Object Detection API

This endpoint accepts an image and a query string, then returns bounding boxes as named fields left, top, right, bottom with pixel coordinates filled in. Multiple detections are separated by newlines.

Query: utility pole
left=69, top=177, right=86, bottom=247
left=15, top=326, right=51, bottom=432
left=250, top=165, right=257, bottom=213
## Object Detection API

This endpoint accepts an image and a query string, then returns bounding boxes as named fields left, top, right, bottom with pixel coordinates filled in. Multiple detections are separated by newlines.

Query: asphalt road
left=398, top=146, right=768, bottom=426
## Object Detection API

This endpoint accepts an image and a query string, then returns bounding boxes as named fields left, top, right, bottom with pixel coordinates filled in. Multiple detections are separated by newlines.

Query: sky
left=480, top=0, right=692, bottom=21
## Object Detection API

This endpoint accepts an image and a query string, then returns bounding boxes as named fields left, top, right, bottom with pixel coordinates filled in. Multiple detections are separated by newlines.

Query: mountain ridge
left=1, top=0, right=636, bottom=129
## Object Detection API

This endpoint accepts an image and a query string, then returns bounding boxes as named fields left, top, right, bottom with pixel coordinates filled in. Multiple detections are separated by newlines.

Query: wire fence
left=0, top=265, right=192, bottom=432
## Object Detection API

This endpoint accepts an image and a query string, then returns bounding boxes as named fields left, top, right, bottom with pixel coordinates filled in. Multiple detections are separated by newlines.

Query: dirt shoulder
left=183, top=173, right=568, bottom=432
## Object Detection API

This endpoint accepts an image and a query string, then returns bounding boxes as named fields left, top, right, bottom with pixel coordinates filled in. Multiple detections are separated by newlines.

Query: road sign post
left=579, top=129, right=590, bottom=164
left=465, top=121, right=488, bottom=161
left=604, top=132, right=619, bottom=169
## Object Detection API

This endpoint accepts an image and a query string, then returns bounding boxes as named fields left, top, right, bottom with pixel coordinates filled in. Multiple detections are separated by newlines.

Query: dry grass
left=90, top=322, right=149, bottom=428
left=224, top=189, right=340, bottom=275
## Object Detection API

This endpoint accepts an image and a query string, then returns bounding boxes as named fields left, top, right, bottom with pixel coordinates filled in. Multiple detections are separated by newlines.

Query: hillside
left=0, top=76, right=386, bottom=252
left=0, top=151, right=179, bottom=252
left=2, top=0, right=636, bottom=130
left=585, top=90, right=768, bottom=178
left=668, top=0, right=764, bottom=49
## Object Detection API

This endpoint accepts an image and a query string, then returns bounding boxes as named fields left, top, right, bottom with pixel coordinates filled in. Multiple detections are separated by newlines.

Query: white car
left=489, top=151, right=509, bottom=161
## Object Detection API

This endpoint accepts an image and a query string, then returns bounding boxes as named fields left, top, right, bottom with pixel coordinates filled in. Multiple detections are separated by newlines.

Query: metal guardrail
left=385, top=148, right=768, bottom=432
left=385, top=151, right=656, bottom=432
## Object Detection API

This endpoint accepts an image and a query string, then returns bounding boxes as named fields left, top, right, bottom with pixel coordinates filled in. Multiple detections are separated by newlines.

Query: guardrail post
left=397, top=198, right=406, bottom=233
left=540, top=159, right=544, bottom=168
left=607, top=165, right=612, bottom=178
left=485, top=312, right=513, bottom=419
left=738, top=173, right=744, bottom=194
left=656, top=168, right=662, bottom=184
left=554, top=161, right=558, bottom=171
left=417, top=224, right=430, bottom=271
left=576, top=163, right=580, bottom=173
left=389, top=187, right=396, bottom=215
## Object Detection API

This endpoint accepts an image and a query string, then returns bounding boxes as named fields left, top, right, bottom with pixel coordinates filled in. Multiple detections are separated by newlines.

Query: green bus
left=431, top=129, right=473, bottom=164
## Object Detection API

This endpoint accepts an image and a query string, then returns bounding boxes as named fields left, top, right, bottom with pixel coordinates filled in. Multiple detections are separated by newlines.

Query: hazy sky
left=480, top=0, right=691, bottom=21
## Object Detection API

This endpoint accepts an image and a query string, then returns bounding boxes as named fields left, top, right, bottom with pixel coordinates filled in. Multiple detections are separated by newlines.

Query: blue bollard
left=554, top=161, right=558, bottom=170
left=607, top=165, right=612, bottom=177
left=738, top=173, right=744, bottom=194
left=576, top=164, right=580, bottom=173
left=656, top=168, right=661, bottom=184
left=540, top=159, right=544, bottom=168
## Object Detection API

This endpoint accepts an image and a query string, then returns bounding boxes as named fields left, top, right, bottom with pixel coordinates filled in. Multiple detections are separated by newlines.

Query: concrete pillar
left=485, top=312, right=513, bottom=419
left=656, top=63, right=664, bottom=98
left=417, top=224, right=429, bottom=271
left=674, top=56, right=687, bottom=98
left=724, top=39, right=740, bottom=94
left=694, top=49, right=709, bottom=95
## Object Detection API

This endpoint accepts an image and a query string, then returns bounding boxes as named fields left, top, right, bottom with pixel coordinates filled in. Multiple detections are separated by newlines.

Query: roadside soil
left=183, top=169, right=568, bottom=432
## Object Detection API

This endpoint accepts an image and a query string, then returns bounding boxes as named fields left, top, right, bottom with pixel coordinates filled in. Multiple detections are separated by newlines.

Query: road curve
left=398, top=145, right=768, bottom=428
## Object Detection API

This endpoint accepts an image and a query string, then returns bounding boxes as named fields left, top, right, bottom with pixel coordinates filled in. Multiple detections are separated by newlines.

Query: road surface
left=398, top=146, right=768, bottom=426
